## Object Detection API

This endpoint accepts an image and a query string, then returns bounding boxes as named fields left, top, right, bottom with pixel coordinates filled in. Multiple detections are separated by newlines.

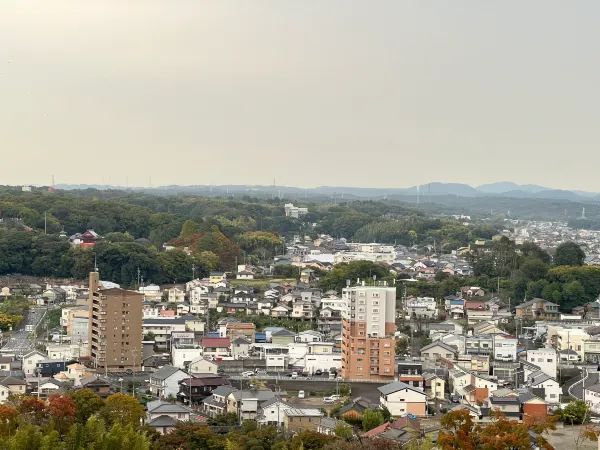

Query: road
left=564, top=365, right=600, bottom=400
left=0, top=306, right=46, bottom=356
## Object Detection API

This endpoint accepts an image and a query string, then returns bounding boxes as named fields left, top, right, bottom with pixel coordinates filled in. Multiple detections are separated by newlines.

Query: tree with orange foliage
left=438, top=409, right=478, bottom=450
left=438, top=409, right=556, bottom=450
left=0, top=404, right=18, bottom=437
left=47, top=394, right=77, bottom=434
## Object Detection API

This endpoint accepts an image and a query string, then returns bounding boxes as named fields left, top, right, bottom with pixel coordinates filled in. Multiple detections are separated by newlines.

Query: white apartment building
left=492, top=335, right=518, bottom=362
left=284, top=203, right=308, bottom=219
left=404, top=297, right=437, bottom=319
left=341, top=284, right=396, bottom=337
left=526, top=348, right=557, bottom=379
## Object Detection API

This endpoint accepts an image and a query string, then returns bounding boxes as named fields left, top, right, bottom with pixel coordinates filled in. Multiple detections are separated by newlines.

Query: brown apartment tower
left=88, top=271, right=143, bottom=372
left=341, top=284, right=397, bottom=381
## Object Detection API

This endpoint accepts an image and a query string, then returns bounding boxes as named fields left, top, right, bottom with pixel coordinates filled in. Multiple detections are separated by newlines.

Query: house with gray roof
left=149, top=365, right=189, bottom=399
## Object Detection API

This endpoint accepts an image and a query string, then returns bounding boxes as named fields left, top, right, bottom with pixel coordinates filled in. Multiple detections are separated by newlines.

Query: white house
left=22, top=350, right=48, bottom=376
left=377, top=381, right=427, bottom=417
left=584, top=384, right=600, bottom=414
left=188, top=357, right=218, bottom=374
left=527, top=370, right=561, bottom=404
left=297, top=330, right=323, bottom=343
left=171, top=346, right=203, bottom=370
left=167, top=287, right=186, bottom=304
left=149, top=366, right=190, bottom=399
left=526, top=348, right=557, bottom=379
left=257, top=398, right=291, bottom=427
left=139, top=284, right=163, bottom=302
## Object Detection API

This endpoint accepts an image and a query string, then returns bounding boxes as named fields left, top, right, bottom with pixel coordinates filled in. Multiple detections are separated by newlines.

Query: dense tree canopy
left=554, top=241, right=586, bottom=266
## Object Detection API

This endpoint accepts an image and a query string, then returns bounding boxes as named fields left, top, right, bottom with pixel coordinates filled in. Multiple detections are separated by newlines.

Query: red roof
left=465, top=301, right=486, bottom=310
left=201, top=337, right=231, bottom=348
left=363, top=417, right=420, bottom=438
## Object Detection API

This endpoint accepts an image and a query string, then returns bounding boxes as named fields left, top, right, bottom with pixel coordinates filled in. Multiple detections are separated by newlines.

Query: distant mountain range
left=54, top=181, right=600, bottom=203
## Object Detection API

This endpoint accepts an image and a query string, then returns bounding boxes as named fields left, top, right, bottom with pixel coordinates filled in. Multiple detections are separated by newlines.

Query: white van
left=298, top=390, right=305, bottom=399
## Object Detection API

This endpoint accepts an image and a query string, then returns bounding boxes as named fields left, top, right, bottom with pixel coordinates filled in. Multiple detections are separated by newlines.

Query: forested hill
left=0, top=187, right=497, bottom=286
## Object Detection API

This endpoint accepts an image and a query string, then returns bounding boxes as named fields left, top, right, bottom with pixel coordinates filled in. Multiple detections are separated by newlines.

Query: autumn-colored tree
left=68, top=388, right=105, bottom=424
left=9, top=395, right=47, bottom=426
left=437, top=409, right=478, bottom=450
left=47, top=394, right=77, bottom=434
left=101, top=393, right=144, bottom=428
left=0, top=404, right=18, bottom=437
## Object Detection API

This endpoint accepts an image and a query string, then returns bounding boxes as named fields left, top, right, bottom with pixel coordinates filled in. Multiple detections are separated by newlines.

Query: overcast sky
left=1, top=1, right=599, bottom=190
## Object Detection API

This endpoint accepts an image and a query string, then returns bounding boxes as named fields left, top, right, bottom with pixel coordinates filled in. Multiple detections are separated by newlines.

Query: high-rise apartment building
left=88, top=272, right=143, bottom=372
left=341, top=285, right=397, bottom=381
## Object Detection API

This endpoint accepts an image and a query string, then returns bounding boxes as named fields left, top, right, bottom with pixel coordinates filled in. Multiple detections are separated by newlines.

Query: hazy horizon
left=2, top=1, right=600, bottom=191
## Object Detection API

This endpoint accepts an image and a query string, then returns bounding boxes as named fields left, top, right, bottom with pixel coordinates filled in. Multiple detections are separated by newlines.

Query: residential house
left=291, top=300, right=314, bottom=320
left=146, top=400, right=192, bottom=435
left=282, top=408, right=323, bottom=432
left=361, top=416, right=422, bottom=446
left=257, top=398, right=291, bottom=428
left=337, top=396, right=377, bottom=422
left=271, top=329, right=296, bottom=346
left=149, top=366, right=190, bottom=399
left=0, top=376, right=26, bottom=397
left=297, top=330, right=323, bottom=343
left=527, top=370, right=561, bottom=404
left=420, top=342, right=458, bottom=361
left=493, top=334, right=518, bottom=362
left=167, top=287, right=186, bottom=304
left=377, top=381, right=427, bottom=417
left=520, top=391, right=549, bottom=420
left=227, top=389, right=276, bottom=421
left=423, top=373, right=445, bottom=400
left=201, top=337, right=231, bottom=359
left=488, top=391, right=521, bottom=419
left=515, top=298, right=560, bottom=321
left=232, top=337, right=252, bottom=359
left=456, top=354, right=490, bottom=375
left=271, top=305, right=290, bottom=318
left=177, top=375, right=227, bottom=405
left=202, top=385, right=237, bottom=418
left=188, top=357, right=218, bottom=375
left=224, top=322, right=256, bottom=342
left=526, top=348, right=557, bottom=379
left=79, top=375, right=111, bottom=397
left=22, top=350, right=48, bottom=376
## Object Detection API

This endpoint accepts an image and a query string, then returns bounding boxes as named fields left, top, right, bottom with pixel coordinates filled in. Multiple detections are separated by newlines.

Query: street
left=0, top=306, right=46, bottom=356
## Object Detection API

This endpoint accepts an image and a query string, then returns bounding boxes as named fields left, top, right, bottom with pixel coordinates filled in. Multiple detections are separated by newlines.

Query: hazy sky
left=2, top=1, right=600, bottom=190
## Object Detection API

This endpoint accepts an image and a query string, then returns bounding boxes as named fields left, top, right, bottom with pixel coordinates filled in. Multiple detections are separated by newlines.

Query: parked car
left=323, top=396, right=335, bottom=404
left=291, top=371, right=298, bottom=379
left=298, top=390, right=305, bottom=399
left=241, top=371, right=255, bottom=377
left=329, top=395, right=340, bottom=401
